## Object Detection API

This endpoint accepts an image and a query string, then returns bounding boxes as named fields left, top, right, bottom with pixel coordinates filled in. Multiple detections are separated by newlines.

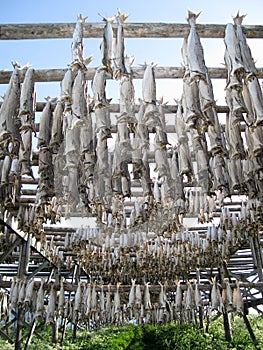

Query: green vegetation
left=0, top=315, right=262, bottom=349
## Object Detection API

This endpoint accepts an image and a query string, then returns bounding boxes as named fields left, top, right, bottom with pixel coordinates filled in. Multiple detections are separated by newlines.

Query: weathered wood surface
left=1, top=67, right=263, bottom=84
left=1, top=22, right=263, bottom=40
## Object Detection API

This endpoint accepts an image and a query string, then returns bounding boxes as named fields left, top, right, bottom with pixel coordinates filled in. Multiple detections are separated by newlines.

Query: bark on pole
left=0, top=22, right=263, bottom=40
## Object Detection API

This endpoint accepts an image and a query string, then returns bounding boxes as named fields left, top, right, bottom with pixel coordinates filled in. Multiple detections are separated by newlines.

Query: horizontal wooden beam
left=1, top=22, right=263, bottom=40
left=0, top=66, right=262, bottom=84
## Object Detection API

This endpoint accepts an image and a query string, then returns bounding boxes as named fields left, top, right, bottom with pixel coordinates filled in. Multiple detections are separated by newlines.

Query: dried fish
left=38, top=98, right=53, bottom=148
left=233, top=12, right=257, bottom=78
left=24, top=279, right=35, bottom=308
left=50, top=100, right=63, bottom=152
left=61, top=69, right=75, bottom=104
left=142, top=63, right=156, bottom=104
left=35, top=279, right=45, bottom=320
left=100, top=15, right=115, bottom=72
left=70, top=14, right=88, bottom=69
left=186, top=10, right=207, bottom=82
left=71, top=69, right=87, bottom=122
left=175, top=281, right=182, bottom=311
left=224, top=23, right=244, bottom=79
left=144, top=282, right=152, bottom=310
left=46, top=282, right=56, bottom=324
left=0, top=63, right=21, bottom=145
left=222, top=278, right=233, bottom=312
left=19, top=66, right=35, bottom=116
left=246, top=77, right=263, bottom=126
left=233, top=281, right=244, bottom=315
left=58, top=278, right=65, bottom=317
left=113, top=10, right=129, bottom=78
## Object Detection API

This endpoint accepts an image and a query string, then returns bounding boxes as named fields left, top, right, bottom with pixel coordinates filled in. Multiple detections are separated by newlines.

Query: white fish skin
left=142, top=63, right=156, bottom=104
left=128, top=278, right=136, bottom=308
left=50, top=100, right=63, bottom=152
left=61, top=69, right=75, bottom=104
left=144, top=282, right=152, bottom=310
left=0, top=67, right=21, bottom=143
left=71, top=70, right=87, bottom=120
left=246, top=77, right=263, bottom=126
left=94, top=105, right=111, bottom=139
left=175, top=281, right=182, bottom=311
left=222, top=279, right=233, bottom=312
left=46, top=283, right=56, bottom=324
left=135, top=284, right=142, bottom=306
left=211, top=277, right=220, bottom=311
left=182, top=78, right=202, bottom=124
left=19, top=67, right=35, bottom=117
left=24, top=279, right=35, bottom=307
left=35, top=279, right=45, bottom=320
left=175, top=99, right=188, bottom=143
left=233, top=281, right=244, bottom=315
left=92, top=68, right=107, bottom=108
left=37, top=99, right=53, bottom=148
left=119, top=58, right=136, bottom=118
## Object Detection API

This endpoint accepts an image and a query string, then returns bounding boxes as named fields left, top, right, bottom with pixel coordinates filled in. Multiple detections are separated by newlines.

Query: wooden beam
left=0, top=328, right=14, bottom=344
left=26, top=260, right=49, bottom=280
left=1, top=22, right=263, bottom=40
left=0, top=237, right=22, bottom=264
left=243, top=313, right=261, bottom=350
left=24, top=319, right=36, bottom=350
left=1, top=67, right=263, bottom=84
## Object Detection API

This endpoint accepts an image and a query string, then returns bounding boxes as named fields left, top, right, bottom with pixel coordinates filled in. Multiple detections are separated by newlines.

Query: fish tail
left=186, top=10, right=202, bottom=26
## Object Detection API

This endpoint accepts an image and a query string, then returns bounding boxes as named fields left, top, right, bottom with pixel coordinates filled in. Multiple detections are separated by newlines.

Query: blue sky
left=0, top=0, right=262, bottom=103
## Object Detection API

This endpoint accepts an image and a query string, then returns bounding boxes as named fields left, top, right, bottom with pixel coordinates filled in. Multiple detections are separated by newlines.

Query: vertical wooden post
left=218, top=268, right=232, bottom=341
left=243, top=314, right=261, bottom=350
left=72, top=323, right=77, bottom=340
left=24, top=318, right=36, bottom=350
left=51, top=321, right=58, bottom=345
left=15, top=240, right=30, bottom=350
left=253, top=235, right=263, bottom=282
left=60, top=318, right=68, bottom=346
left=72, top=265, right=80, bottom=341
left=196, top=269, right=204, bottom=330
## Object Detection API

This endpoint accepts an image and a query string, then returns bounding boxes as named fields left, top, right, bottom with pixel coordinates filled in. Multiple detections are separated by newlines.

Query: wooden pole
left=24, top=319, right=36, bottom=350
left=0, top=66, right=263, bottom=83
left=242, top=314, right=261, bottom=350
left=51, top=321, right=58, bottom=345
left=60, top=318, right=67, bottom=346
left=196, top=269, right=204, bottom=330
left=218, top=268, right=232, bottom=342
left=15, top=241, right=30, bottom=350
left=0, top=22, right=263, bottom=40
left=0, top=328, right=14, bottom=344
